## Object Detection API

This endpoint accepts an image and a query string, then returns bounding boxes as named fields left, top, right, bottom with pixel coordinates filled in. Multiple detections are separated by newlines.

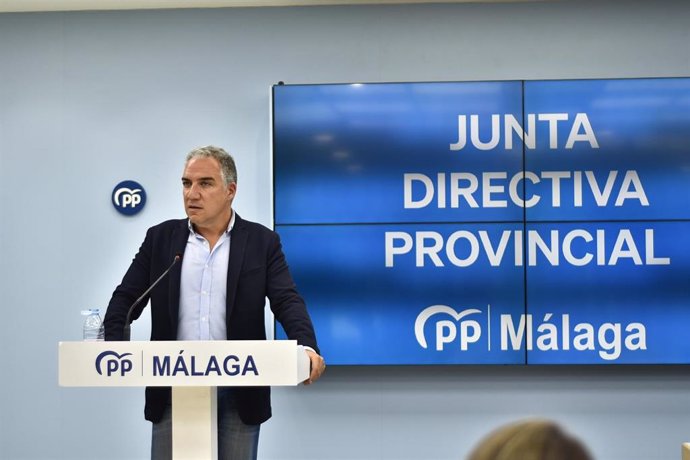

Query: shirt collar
left=187, top=209, right=235, bottom=236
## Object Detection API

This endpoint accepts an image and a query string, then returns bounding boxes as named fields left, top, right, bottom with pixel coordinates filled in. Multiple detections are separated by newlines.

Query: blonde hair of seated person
left=467, top=419, right=593, bottom=460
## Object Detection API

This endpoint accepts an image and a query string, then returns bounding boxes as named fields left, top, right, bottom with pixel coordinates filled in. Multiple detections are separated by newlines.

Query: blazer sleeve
left=103, top=228, right=154, bottom=341
left=265, top=231, right=320, bottom=354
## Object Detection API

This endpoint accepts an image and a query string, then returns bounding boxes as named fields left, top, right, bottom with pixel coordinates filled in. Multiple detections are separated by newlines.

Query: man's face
left=182, top=157, right=236, bottom=230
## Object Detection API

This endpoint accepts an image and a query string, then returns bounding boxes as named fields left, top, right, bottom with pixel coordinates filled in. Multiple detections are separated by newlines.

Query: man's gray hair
left=186, top=145, right=237, bottom=186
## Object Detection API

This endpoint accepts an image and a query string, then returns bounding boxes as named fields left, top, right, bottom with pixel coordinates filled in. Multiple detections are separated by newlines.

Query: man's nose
left=186, top=184, right=201, bottom=198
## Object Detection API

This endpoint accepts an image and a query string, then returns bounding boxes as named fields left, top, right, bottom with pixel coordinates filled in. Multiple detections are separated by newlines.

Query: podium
left=59, top=340, right=310, bottom=460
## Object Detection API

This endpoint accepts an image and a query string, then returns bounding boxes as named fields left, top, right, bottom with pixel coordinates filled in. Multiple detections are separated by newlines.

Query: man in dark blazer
left=104, top=146, right=325, bottom=460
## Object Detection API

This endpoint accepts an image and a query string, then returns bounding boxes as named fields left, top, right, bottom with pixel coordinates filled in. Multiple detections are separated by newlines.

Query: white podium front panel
left=59, top=340, right=310, bottom=387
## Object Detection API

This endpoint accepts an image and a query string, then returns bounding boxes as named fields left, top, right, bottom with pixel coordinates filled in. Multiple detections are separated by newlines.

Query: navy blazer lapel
left=168, top=219, right=190, bottom=339
left=226, top=213, right=248, bottom=327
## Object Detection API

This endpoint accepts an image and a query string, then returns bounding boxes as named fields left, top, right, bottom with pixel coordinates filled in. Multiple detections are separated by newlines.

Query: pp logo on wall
left=112, top=180, right=146, bottom=216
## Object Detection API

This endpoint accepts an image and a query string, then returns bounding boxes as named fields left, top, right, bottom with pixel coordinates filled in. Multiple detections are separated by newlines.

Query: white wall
left=1, top=2, right=689, bottom=459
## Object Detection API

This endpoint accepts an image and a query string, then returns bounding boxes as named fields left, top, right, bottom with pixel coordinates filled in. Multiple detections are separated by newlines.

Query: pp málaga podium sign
left=59, top=340, right=310, bottom=460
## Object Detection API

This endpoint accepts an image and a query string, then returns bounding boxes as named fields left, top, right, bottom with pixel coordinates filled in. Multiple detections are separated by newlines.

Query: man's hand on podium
left=304, top=349, right=326, bottom=385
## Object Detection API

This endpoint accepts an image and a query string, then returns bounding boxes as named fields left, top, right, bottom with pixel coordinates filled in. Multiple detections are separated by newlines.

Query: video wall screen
left=272, top=78, right=690, bottom=365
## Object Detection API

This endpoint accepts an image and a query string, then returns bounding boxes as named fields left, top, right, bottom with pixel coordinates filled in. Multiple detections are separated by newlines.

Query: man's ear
left=227, top=182, right=237, bottom=200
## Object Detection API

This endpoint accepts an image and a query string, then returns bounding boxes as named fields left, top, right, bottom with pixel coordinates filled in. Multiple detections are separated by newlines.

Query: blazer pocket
left=239, top=265, right=265, bottom=279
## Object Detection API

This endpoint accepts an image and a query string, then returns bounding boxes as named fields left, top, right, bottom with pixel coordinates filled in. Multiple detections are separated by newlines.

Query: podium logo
left=96, top=351, right=134, bottom=377
left=112, top=180, right=146, bottom=216
left=415, top=305, right=482, bottom=351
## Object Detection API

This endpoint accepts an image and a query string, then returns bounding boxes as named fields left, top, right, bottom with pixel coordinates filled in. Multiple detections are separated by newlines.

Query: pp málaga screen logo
left=112, top=180, right=146, bottom=216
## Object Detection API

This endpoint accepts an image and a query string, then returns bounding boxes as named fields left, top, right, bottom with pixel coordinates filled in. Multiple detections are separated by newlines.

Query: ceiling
left=0, top=0, right=540, bottom=13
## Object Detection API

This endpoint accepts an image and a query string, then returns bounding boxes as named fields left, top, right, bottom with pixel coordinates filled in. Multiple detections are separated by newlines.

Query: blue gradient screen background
left=273, top=79, right=690, bottom=365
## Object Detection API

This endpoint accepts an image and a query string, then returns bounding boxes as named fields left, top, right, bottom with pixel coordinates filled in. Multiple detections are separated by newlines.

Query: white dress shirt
left=177, top=212, right=235, bottom=340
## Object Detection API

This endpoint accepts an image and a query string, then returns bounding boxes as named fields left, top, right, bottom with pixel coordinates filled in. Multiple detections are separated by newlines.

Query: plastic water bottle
left=82, top=309, right=105, bottom=341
